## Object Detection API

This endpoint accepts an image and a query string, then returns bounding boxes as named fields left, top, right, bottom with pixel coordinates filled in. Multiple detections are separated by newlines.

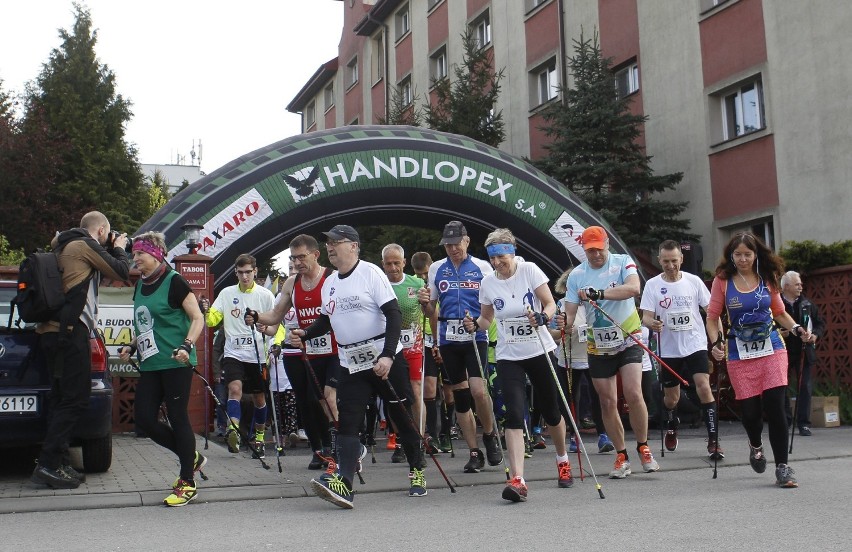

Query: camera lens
left=125, top=237, right=134, bottom=254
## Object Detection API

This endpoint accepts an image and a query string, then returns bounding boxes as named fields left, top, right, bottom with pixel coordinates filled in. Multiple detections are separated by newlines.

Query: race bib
left=593, top=325, right=624, bottom=349
left=736, top=337, right=773, bottom=360
left=424, top=334, right=434, bottom=348
left=577, top=323, right=588, bottom=343
left=231, top=335, right=255, bottom=351
left=137, top=329, right=159, bottom=361
left=667, top=311, right=693, bottom=331
left=343, top=341, right=380, bottom=373
left=445, top=320, right=473, bottom=342
left=400, top=328, right=416, bottom=349
left=305, top=333, right=333, bottom=355
left=502, top=317, right=537, bottom=344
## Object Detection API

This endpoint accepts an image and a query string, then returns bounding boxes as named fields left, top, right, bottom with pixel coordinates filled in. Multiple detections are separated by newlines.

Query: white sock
left=556, top=453, right=570, bottom=464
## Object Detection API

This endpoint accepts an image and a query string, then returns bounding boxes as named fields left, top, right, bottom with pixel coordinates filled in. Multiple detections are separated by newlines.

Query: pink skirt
left=727, top=350, right=788, bottom=400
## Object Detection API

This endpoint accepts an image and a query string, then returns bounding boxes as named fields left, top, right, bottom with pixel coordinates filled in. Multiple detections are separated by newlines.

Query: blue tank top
left=724, top=278, right=785, bottom=361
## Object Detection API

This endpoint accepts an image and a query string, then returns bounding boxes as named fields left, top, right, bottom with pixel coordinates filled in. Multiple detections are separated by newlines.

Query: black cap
left=323, top=224, right=360, bottom=243
left=439, top=221, right=468, bottom=245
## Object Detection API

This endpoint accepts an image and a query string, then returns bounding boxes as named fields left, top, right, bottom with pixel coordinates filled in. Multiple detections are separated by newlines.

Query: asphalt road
left=4, top=455, right=848, bottom=551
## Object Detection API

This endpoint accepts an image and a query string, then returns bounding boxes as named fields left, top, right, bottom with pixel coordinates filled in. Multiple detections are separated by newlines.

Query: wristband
left=791, top=324, right=802, bottom=337
left=178, top=343, right=193, bottom=354
left=125, top=344, right=138, bottom=356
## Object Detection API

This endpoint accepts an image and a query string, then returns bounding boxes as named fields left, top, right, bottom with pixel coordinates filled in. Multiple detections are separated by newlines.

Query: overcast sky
left=0, top=0, right=343, bottom=173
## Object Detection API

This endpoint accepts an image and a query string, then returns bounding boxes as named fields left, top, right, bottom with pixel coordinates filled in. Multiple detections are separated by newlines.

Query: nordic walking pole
left=654, top=318, right=665, bottom=458
left=438, top=373, right=455, bottom=458
left=252, top=325, right=283, bottom=473
left=384, top=379, right=456, bottom=493
left=560, top=324, right=584, bottom=480
left=188, top=364, right=272, bottom=471
left=466, top=312, right=511, bottom=482
left=789, top=307, right=812, bottom=454
left=586, top=299, right=689, bottom=387
left=711, top=332, right=724, bottom=479
left=532, top=319, right=605, bottom=499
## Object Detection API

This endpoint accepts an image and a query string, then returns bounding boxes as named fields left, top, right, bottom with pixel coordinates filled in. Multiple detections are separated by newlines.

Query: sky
left=0, top=0, right=344, bottom=174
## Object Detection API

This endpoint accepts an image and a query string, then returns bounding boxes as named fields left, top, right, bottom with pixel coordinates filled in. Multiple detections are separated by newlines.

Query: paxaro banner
left=140, top=126, right=628, bottom=290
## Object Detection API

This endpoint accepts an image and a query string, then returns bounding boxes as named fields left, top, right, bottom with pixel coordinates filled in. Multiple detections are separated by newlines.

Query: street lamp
left=181, top=219, right=204, bottom=255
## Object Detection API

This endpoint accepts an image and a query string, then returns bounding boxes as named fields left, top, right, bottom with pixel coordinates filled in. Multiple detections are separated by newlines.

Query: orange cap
left=581, top=226, right=608, bottom=250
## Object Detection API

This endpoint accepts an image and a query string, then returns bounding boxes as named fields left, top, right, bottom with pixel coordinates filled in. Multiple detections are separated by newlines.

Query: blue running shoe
left=569, top=436, right=579, bottom=453
left=598, top=433, right=615, bottom=453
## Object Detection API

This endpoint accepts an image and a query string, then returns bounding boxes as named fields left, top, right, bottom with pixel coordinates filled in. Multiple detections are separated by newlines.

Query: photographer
left=31, top=212, right=131, bottom=490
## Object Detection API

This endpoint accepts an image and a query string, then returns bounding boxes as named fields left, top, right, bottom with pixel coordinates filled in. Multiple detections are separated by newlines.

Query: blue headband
left=487, top=243, right=516, bottom=257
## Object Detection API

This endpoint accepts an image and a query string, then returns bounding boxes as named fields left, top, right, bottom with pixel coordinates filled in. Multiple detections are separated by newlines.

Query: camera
left=107, top=230, right=134, bottom=254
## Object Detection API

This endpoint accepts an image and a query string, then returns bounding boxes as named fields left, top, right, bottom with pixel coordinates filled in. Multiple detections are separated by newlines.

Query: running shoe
left=424, top=437, right=440, bottom=455
left=664, top=428, right=678, bottom=452
left=450, top=425, right=460, bottom=440
left=193, top=451, right=207, bottom=474
left=297, top=429, right=308, bottom=441
left=437, top=433, right=453, bottom=453
left=288, top=432, right=300, bottom=448
left=308, top=450, right=326, bottom=470
left=532, top=432, right=547, bottom=450
left=775, top=463, right=798, bottom=488
left=391, top=445, right=407, bottom=464
left=251, top=440, right=266, bottom=459
left=523, top=439, right=532, bottom=458
left=609, top=452, right=632, bottom=479
left=581, top=417, right=596, bottom=429
left=365, top=433, right=377, bottom=447
left=163, top=479, right=197, bottom=507
left=598, top=433, right=615, bottom=453
left=502, top=476, right=528, bottom=502
left=568, top=436, right=579, bottom=454
left=483, top=431, right=503, bottom=466
left=707, top=439, right=725, bottom=460
left=387, top=433, right=398, bottom=450
left=59, top=464, right=86, bottom=483
left=408, top=468, right=428, bottom=497
left=311, top=473, right=354, bottom=509
left=557, top=460, right=574, bottom=488
left=798, top=426, right=812, bottom=437
left=639, top=445, right=660, bottom=472
left=463, top=448, right=485, bottom=473
left=225, top=428, right=240, bottom=454
left=749, top=444, right=767, bottom=473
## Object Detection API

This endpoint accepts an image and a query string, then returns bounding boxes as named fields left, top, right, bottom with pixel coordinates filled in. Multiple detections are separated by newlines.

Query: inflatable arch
left=139, top=126, right=632, bottom=291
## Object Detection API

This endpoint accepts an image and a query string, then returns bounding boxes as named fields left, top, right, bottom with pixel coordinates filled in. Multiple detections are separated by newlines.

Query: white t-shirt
left=639, top=272, right=710, bottom=358
left=478, top=260, right=556, bottom=361
left=211, top=283, right=276, bottom=363
left=553, top=298, right=589, bottom=369
left=321, top=261, right=402, bottom=369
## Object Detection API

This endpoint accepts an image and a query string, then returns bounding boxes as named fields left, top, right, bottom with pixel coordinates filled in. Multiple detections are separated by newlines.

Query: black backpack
left=13, top=249, right=68, bottom=323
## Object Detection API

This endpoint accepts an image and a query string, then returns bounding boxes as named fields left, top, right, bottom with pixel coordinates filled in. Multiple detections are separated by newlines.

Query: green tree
left=377, top=84, right=423, bottom=126
left=426, top=28, right=505, bottom=148
left=20, top=3, right=148, bottom=244
left=535, top=31, right=696, bottom=249
left=0, top=234, right=26, bottom=266
left=145, top=169, right=171, bottom=218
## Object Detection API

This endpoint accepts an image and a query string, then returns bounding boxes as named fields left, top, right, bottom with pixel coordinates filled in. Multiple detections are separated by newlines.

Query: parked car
left=0, top=280, right=113, bottom=472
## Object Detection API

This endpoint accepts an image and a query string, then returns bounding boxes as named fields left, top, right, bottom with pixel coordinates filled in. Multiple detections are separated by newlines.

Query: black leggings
left=282, top=354, right=332, bottom=452
left=135, top=367, right=196, bottom=481
left=739, top=385, right=789, bottom=466
left=499, top=354, right=563, bottom=430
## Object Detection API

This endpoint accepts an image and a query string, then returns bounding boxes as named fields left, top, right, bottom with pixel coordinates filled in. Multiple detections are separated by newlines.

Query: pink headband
left=132, top=239, right=165, bottom=262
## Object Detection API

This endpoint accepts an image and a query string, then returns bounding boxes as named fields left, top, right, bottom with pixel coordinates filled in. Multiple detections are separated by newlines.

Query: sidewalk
left=2, top=422, right=849, bottom=514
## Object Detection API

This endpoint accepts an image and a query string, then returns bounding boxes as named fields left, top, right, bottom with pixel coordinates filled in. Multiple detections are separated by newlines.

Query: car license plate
left=0, top=395, right=38, bottom=413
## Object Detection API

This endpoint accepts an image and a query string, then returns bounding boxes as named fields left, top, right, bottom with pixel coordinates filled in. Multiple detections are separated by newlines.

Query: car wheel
left=82, top=434, right=113, bottom=473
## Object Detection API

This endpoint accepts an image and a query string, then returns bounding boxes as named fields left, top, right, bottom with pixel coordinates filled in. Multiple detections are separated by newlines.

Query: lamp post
left=181, top=219, right=204, bottom=255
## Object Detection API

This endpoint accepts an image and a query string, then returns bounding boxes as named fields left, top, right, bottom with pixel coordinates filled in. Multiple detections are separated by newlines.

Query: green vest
left=133, top=270, right=197, bottom=371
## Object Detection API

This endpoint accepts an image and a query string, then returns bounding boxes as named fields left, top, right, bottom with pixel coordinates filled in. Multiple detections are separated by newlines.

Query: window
left=471, top=11, right=491, bottom=49
left=395, top=3, right=410, bottom=40
left=525, top=0, right=549, bottom=11
left=531, top=59, right=558, bottom=106
left=399, top=76, right=413, bottom=106
left=430, top=47, right=448, bottom=82
left=700, top=0, right=730, bottom=13
left=428, top=0, right=443, bottom=10
left=721, top=78, right=764, bottom=140
left=614, top=62, right=639, bottom=99
left=371, top=33, right=385, bottom=84
left=324, top=84, right=334, bottom=110
left=347, top=57, right=359, bottom=89
left=728, top=219, right=775, bottom=250
left=305, top=101, right=316, bottom=129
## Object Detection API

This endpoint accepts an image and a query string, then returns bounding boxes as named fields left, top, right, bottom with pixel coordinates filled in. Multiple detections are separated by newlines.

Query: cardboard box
left=810, top=396, right=840, bottom=428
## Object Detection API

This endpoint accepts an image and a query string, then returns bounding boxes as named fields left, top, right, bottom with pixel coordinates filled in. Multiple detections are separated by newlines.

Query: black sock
left=636, top=442, right=648, bottom=453
left=617, top=449, right=629, bottom=461
left=702, top=401, right=717, bottom=439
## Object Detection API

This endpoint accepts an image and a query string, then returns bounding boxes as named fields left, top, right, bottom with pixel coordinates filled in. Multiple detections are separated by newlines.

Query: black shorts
left=660, top=350, right=709, bottom=388
left=588, top=345, right=644, bottom=379
left=223, top=357, right=267, bottom=394
left=439, top=341, right=488, bottom=385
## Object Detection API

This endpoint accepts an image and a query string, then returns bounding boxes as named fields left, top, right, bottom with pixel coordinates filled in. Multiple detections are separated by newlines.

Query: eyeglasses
left=289, top=253, right=310, bottom=262
left=325, top=240, right=352, bottom=248
left=236, top=269, right=255, bottom=275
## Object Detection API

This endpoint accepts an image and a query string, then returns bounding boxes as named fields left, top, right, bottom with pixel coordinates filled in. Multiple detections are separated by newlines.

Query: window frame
left=323, top=83, right=334, bottom=112
left=305, top=101, right=316, bottom=129
left=529, top=57, right=559, bottom=108
left=470, top=11, right=492, bottom=50
left=346, top=56, right=359, bottom=90
left=398, top=76, right=413, bottom=106
left=430, top=46, right=448, bottom=84
left=372, top=33, right=385, bottom=85
left=719, top=78, right=765, bottom=142
left=395, top=3, right=411, bottom=42
left=614, top=62, right=640, bottom=100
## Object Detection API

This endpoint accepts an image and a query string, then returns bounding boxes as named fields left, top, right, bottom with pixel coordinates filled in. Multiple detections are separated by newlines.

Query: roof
left=353, top=0, right=405, bottom=36
left=286, top=57, right=339, bottom=113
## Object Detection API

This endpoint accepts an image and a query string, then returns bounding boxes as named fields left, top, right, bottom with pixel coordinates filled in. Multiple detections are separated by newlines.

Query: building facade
left=287, top=0, right=852, bottom=268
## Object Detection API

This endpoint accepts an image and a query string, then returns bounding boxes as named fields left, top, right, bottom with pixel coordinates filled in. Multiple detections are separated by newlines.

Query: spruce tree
left=426, top=28, right=505, bottom=148
left=21, top=3, right=148, bottom=244
left=535, top=32, right=697, bottom=248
